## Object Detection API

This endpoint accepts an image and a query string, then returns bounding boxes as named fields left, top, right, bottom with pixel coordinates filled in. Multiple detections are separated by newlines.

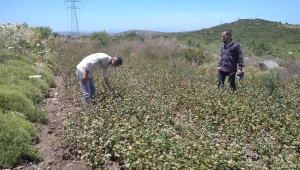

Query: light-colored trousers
left=76, top=69, right=96, bottom=103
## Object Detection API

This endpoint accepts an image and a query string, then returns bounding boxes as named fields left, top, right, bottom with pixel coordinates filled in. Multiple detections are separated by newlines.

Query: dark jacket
left=218, top=40, right=244, bottom=72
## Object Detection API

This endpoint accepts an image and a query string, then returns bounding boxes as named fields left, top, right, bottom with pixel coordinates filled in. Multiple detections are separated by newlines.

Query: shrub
left=53, top=32, right=59, bottom=38
left=123, top=32, right=145, bottom=41
left=179, top=47, right=205, bottom=64
left=90, top=31, right=110, bottom=49
left=0, top=88, right=46, bottom=122
left=40, top=55, right=59, bottom=72
left=0, top=52, right=54, bottom=124
left=0, top=23, right=57, bottom=169
left=0, top=111, right=42, bottom=169
left=1, top=59, right=54, bottom=97
left=37, top=64, right=56, bottom=88
left=34, top=26, right=52, bottom=40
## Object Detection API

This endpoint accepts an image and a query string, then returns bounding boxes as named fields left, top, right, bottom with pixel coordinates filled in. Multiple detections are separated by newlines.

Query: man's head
left=111, top=57, right=122, bottom=67
left=222, top=30, right=232, bottom=43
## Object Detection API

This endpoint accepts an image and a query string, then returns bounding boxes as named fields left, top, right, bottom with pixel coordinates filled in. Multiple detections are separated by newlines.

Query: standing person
left=216, top=30, right=244, bottom=92
left=76, top=53, right=122, bottom=105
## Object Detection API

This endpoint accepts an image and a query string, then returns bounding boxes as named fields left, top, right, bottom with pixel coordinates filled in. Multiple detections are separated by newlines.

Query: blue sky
left=0, top=0, right=299, bottom=33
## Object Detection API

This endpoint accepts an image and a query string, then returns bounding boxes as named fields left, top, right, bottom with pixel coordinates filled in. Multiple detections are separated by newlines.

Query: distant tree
left=21, top=22, right=29, bottom=28
left=53, top=32, right=59, bottom=38
left=123, top=32, right=144, bottom=41
left=35, top=26, right=52, bottom=39
left=90, top=31, right=110, bottom=48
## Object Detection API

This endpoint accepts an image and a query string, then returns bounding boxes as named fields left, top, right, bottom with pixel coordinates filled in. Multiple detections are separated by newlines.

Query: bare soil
left=13, top=76, right=88, bottom=170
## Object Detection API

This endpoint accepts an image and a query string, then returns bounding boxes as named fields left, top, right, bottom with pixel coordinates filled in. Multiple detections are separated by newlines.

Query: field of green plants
left=1, top=19, right=299, bottom=169
left=57, top=30, right=299, bottom=169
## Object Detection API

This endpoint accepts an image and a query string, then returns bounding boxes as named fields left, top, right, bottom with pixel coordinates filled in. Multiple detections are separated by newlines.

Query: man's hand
left=237, top=69, right=242, bottom=74
left=81, top=74, right=89, bottom=82
left=216, top=67, right=221, bottom=73
left=81, top=69, right=90, bottom=82
left=104, top=77, right=115, bottom=94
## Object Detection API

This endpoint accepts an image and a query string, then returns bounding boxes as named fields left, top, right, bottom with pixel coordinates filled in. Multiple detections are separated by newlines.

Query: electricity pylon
left=65, top=0, right=80, bottom=36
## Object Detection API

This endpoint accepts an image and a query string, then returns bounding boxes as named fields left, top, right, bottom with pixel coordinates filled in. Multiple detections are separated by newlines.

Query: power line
left=81, top=0, right=89, bottom=10
left=65, top=0, right=81, bottom=36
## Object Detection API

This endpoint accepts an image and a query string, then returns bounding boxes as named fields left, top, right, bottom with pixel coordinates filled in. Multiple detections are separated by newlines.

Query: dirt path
left=13, top=76, right=88, bottom=170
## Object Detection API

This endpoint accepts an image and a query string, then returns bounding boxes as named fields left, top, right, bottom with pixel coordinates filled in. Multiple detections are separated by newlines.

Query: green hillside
left=113, top=19, right=300, bottom=59
left=174, top=19, right=300, bottom=44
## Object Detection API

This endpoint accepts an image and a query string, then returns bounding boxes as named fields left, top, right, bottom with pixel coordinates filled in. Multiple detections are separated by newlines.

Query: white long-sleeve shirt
left=76, top=53, right=112, bottom=78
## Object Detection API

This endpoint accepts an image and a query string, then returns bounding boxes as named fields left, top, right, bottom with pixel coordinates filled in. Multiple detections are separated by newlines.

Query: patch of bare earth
left=13, top=76, right=88, bottom=170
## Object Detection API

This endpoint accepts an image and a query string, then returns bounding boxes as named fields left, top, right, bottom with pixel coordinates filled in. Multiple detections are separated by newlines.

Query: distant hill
left=113, top=30, right=172, bottom=36
left=56, top=31, right=92, bottom=36
left=61, top=19, right=300, bottom=44
left=173, top=19, right=300, bottom=44
left=113, top=19, right=300, bottom=44
left=56, top=29, right=177, bottom=36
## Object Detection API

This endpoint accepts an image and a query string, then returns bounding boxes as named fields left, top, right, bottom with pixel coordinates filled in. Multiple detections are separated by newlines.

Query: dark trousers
left=218, top=71, right=237, bottom=91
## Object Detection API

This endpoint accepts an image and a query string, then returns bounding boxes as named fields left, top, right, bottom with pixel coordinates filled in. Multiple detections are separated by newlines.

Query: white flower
left=29, top=75, right=42, bottom=78
left=288, top=52, right=293, bottom=55
left=36, top=43, right=40, bottom=47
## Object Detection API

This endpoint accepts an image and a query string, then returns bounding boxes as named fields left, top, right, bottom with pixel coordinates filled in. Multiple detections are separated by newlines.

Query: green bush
left=37, top=65, right=55, bottom=88
left=179, top=47, right=205, bottom=64
left=0, top=58, right=54, bottom=123
left=0, top=88, right=46, bottom=122
left=1, top=60, right=36, bottom=83
left=0, top=23, right=58, bottom=169
left=34, top=26, right=52, bottom=40
left=0, top=60, right=54, bottom=101
left=0, top=111, right=42, bottom=169
left=53, top=32, right=59, bottom=38
left=123, top=32, right=145, bottom=41
left=90, top=31, right=110, bottom=49
left=40, top=55, right=58, bottom=72
left=1, top=79, right=44, bottom=103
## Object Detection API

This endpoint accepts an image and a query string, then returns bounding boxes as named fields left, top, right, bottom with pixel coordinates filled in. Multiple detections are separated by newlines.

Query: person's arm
left=101, top=67, right=114, bottom=93
left=81, top=69, right=90, bottom=82
left=104, top=77, right=114, bottom=93
left=217, top=47, right=222, bottom=73
left=237, top=45, right=244, bottom=74
left=216, top=56, right=221, bottom=73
